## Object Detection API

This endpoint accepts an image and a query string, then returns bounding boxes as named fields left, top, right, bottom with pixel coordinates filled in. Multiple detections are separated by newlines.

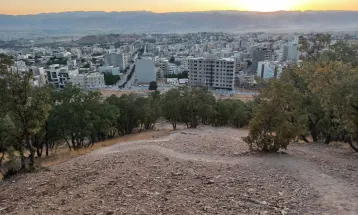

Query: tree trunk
left=0, top=152, right=4, bottom=167
left=36, top=145, right=43, bottom=158
left=324, top=134, right=331, bottom=144
left=171, top=120, right=177, bottom=130
left=301, top=135, right=310, bottom=143
left=26, top=133, right=35, bottom=167
left=20, top=154, right=26, bottom=170
left=45, top=121, right=49, bottom=156
left=45, top=141, right=49, bottom=157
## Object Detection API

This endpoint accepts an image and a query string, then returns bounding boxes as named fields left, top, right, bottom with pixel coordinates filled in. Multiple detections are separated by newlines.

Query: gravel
left=1, top=127, right=358, bottom=214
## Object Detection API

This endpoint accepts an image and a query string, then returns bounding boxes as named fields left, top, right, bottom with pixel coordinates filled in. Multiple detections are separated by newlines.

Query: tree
left=0, top=55, right=52, bottom=168
left=51, top=85, right=110, bottom=150
left=106, top=94, right=138, bottom=136
left=149, top=81, right=158, bottom=91
left=104, top=73, right=120, bottom=85
left=179, top=87, right=216, bottom=128
left=169, top=56, right=175, bottom=63
left=0, top=115, right=16, bottom=166
left=162, top=89, right=181, bottom=129
left=243, top=80, right=307, bottom=152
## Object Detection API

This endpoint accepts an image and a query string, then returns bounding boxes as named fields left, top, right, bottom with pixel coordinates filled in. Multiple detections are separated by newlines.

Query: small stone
left=261, top=201, right=268, bottom=205
left=248, top=188, right=255, bottom=193
left=106, top=210, right=115, bottom=215
left=205, top=179, right=214, bottom=184
left=281, top=210, right=288, bottom=215
left=279, top=192, right=283, bottom=196
left=261, top=211, right=269, bottom=215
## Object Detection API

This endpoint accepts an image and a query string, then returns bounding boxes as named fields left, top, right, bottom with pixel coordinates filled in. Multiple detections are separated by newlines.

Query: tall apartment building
left=158, top=60, right=169, bottom=77
left=135, top=59, right=156, bottom=84
left=250, top=48, right=272, bottom=74
left=104, top=53, right=126, bottom=70
left=282, top=44, right=299, bottom=62
left=188, top=58, right=235, bottom=90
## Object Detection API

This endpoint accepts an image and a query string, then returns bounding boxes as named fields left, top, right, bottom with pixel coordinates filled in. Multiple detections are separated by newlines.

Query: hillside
left=1, top=126, right=358, bottom=214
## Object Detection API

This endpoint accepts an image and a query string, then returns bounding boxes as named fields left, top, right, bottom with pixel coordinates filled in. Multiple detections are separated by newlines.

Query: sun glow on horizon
left=238, top=0, right=301, bottom=12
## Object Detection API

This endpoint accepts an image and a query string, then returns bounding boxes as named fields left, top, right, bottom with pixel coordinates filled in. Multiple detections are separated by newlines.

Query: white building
left=69, top=72, right=105, bottom=89
left=257, top=61, right=283, bottom=79
left=30, top=67, right=47, bottom=87
left=99, top=66, right=121, bottom=76
left=188, top=58, right=235, bottom=90
left=135, top=59, right=156, bottom=84
left=105, top=53, right=126, bottom=70
left=166, top=78, right=179, bottom=85
left=168, top=63, right=180, bottom=75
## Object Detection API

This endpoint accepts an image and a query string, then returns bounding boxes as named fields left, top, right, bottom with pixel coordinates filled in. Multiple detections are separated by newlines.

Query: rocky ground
left=1, top=126, right=358, bottom=215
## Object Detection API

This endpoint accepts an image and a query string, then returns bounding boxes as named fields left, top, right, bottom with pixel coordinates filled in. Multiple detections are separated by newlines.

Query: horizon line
left=2, top=9, right=358, bottom=16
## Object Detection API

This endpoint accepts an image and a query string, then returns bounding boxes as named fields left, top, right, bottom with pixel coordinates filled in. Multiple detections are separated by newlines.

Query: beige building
left=188, top=58, right=235, bottom=90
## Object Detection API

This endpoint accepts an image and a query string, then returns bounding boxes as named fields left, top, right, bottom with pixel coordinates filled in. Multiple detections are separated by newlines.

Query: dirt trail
left=2, top=128, right=358, bottom=215
left=95, top=139, right=358, bottom=215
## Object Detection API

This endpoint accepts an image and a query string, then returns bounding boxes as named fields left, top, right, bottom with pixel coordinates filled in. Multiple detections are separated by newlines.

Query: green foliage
left=46, top=57, right=67, bottom=66
left=104, top=73, right=120, bottom=85
left=165, top=71, right=189, bottom=79
left=149, top=81, right=158, bottom=91
left=178, top=87, right=216, bottom=128
left=213, top=100, right=250, bottom=128
left=50, top=85, right=116, bottom=150
left=169, top=56, right=175, bottom=63
left=0, top=55, right=52, bottom=167
left=161, top=89, right=181, bottom=129
left=82, top=63, right=91, bottom=68
left=245, top=34, right=358, bottom=152
left=244, top=80, right=307, bottom=152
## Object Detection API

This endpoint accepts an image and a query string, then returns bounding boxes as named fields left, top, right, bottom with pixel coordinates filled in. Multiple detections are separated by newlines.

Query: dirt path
left=95, top=140, right=358, bottom=215
left=2, top=128, right=358, bottom=215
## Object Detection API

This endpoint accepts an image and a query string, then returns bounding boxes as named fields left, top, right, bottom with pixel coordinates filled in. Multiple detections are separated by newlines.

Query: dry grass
left=37, top=130, right=171, bottom=167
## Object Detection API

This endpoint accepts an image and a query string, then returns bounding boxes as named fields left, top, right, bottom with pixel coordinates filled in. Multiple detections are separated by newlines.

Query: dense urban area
left=1, top=29, right=358, bottom=215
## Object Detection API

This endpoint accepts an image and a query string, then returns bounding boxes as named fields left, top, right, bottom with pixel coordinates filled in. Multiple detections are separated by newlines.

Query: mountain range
left=1, top=11, right=358, bottom=38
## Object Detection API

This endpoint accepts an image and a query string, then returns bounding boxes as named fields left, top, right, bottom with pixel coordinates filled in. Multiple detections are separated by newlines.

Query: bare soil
left=1, top=126, right=358, bottom=215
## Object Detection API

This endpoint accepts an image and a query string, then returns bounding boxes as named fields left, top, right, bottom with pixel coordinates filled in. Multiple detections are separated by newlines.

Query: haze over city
left=1, top=0, right=358, bottom=15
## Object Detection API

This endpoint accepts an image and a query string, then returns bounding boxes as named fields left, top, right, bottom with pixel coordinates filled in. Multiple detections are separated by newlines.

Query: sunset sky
left=1, top=0, right=358, bottom=15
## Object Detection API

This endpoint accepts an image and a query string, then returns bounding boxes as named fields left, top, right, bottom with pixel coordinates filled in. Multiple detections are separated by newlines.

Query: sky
left=1, top=0, right=358, bottom=15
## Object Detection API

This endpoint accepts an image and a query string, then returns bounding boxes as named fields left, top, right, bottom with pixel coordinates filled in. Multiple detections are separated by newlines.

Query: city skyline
left=1, top=0, right=358, bottom=15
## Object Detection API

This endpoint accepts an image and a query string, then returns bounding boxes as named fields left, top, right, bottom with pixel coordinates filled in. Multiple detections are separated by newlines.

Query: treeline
left=104, top=73, right=120, bottom=85
left=244, top=35, right=358, bottom=152
left=0, top=53, right=252, bottom=170
left=164, top=71, right=189, bottom=79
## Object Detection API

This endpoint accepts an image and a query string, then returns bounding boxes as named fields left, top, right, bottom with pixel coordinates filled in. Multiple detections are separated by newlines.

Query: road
left=116, top=52, right=138, bottom=88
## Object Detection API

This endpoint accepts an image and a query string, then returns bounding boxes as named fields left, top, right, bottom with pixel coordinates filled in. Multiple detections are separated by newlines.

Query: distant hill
left=1, top=11, right=358, bottom=38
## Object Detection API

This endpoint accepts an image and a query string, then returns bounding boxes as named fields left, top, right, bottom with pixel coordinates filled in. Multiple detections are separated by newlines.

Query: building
left=188, top=58, right=235, bottom=90
left=105, top=53, right=126, bottom=70
left=257, top=61, right=283, bottom=79
left=166, top=78, right=179, bottom=85
left=346, top=40, right=358, bottom=46
left=282, top=44, right=299, bottom=62
left=99, top=66, right=121, bottom=76
left=135, top=59, right=156, bottom=84
left=250, top=48, right=270, bottom=74
left=30, top=67, right=47, bottom=87
left=157, top=60, right=169, bottom=77
left=46, top=64, right=71, bottom=88
left=69, top=72, right=105, bottom=89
